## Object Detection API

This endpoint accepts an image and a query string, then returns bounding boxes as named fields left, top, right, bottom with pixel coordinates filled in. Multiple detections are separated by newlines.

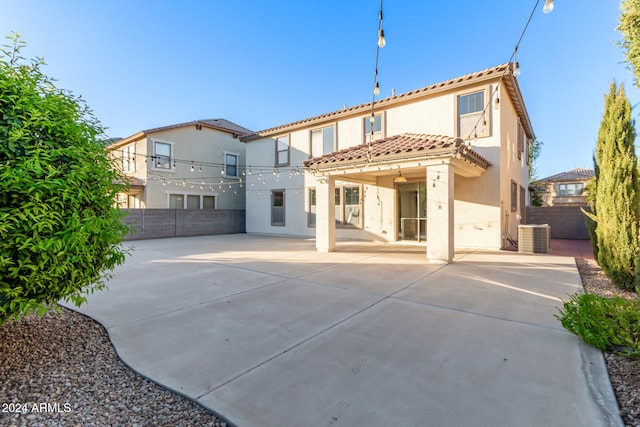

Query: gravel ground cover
left=0, top=307, right=226, bottom=426
left=576, top=259, right=640, bottom=427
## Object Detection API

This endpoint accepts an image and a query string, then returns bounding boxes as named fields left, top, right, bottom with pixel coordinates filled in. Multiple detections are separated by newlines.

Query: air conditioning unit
left=518, top=224, right=550, bottom=254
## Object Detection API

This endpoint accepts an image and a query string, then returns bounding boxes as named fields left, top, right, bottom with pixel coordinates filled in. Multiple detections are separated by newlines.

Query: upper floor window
left=517, top=121, right=524, bottom=160
left=457, top=91, right=489, bottom=139
left=275, top=135, right=289, bottom=167
left=121, top=144, right=135, bottom=173
left=153, top=140, right=173, bottom=170
left=311, top=125, right=335, bottom=158
left=224, top=153, right=238, bottom=177
left=559, top=183, right=584, bottom=197
left=364, top=114, right=382, bottom=143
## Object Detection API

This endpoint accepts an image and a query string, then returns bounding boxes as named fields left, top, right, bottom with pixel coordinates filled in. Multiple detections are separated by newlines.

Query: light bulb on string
left=374, top=82, right=380, bottom=96
left=543, top=0, right=554, bottom=14
left=377, top=29, right=386, bottom=48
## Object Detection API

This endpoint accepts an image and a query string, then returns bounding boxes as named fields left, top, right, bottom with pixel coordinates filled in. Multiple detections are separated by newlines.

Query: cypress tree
left=592, top=82, right=640, bottom=291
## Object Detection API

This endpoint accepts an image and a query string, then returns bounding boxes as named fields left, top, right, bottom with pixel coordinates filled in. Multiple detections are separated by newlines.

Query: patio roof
left=303, top=133, right=491, bottom=172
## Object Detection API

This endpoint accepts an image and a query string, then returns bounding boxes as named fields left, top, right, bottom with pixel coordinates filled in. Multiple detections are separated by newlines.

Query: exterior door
left=397, top=182, right=427, bottom=241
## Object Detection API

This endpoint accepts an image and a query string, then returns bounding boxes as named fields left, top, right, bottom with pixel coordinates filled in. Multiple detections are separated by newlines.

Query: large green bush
left=557, top=293, right=640, bottom=357
left=0, top=33, right=130, bottom=323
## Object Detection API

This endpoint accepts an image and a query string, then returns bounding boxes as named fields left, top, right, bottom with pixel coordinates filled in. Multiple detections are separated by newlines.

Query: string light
left=464, top=0, right=553, bottom=142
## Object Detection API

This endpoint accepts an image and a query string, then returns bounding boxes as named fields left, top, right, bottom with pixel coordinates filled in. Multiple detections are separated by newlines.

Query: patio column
left=426, top=163, right=454, bottom=263
left=315, top=174, right=336, bottom=252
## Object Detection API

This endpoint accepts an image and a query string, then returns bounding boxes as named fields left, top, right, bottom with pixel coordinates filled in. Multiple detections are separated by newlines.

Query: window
left=308, top=188, right=316, bottom=226
left=364, top=114, right=382, bottom=142
left=153, top=141, right=172, bottom=170
left=121, top=144, right=135, bottom=173
left=457, top=91, right=489, bottom=138
left=519, top=185, right=526, bottom=222
left=275, top=135, right=289, bottom=166
left=203, top=196, right=216, bottom=209
left=511, top=181, right=518, bottom=212
left=224, top=153, right=238, bottom=177
left=308, top=185, right=362, bottom=228
left=517, top=122, right=524, bottom=160
left=169, top=194, right=184, bottom=209
left=271, top=190, right=285, bottom=226
left=343, top=187, right=361, bottom=226
left=559, top=183, right=584, bottom=197
left=169, top=194, right=216, bottom=209
left=187, top=195, right=199, bottom=209
left=311, top=125, right=335, bottom=158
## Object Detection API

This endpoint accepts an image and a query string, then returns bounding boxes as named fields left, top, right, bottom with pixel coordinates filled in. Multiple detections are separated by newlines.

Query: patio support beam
left=315, top=175, right=336, bottom=252
left=426, top=163, right=454, bottom=263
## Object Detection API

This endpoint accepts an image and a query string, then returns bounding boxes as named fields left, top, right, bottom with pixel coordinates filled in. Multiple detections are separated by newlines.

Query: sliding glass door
left=397, top=182, right=426, bottom=241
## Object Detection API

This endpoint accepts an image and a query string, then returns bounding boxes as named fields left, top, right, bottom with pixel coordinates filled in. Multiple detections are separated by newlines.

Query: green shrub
left=556, top=293, right=640, bottom=357
left=0, top=33, right=130, bottom=324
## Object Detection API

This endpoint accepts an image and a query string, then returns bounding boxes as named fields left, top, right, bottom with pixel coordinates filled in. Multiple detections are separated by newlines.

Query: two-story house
left=242, top=64, right=534, bottom=263
left=536, top=168, right=594, bottom=206
left=111, top=119, right=252, bottom=210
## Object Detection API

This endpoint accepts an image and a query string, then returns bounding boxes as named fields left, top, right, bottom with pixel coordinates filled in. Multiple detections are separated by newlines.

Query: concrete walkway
left=64, top=235, right=621, bottom=427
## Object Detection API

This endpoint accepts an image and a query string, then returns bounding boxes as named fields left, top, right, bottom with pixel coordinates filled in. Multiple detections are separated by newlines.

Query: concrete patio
left=64, top=235, right=620, bottom=427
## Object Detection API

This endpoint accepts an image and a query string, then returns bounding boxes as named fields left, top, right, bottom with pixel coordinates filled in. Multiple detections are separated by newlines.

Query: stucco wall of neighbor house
left=141, top=126, right=246, bottom=210
left=541, top=182, right=588, bottom=206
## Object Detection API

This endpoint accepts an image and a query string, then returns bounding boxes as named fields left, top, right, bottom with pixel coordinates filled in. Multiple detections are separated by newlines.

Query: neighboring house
left=111, top=119, right=252, bottom=210
left=241, top=64, right=534, bottom=263
left=537, top=168, right=594, bottom=206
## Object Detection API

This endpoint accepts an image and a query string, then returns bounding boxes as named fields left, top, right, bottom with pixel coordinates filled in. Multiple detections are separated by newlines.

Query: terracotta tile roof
left=540, top=168, right=595, bottom=182
left=243, top=63, right=534, bottom=142
left=111, top=118, right=253, bottom=148
left=303, top=133, right=490, bottom=170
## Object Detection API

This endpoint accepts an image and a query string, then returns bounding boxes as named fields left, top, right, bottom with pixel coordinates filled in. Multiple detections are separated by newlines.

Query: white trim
left=165, top=190, right=219, bottom=209
left=150, top=138, right=176, bottom=173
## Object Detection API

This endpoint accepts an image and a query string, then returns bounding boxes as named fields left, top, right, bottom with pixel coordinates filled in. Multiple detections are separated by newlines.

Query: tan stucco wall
left=120, top=126, right=246, bottom=210
left=245, top=81, right=530, bottom=250
left=498, top=84, right=530, bottom=246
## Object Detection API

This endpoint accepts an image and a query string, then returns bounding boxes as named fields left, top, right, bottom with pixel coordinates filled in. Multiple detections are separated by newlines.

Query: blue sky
left=1, top=0, right=637, bottom=179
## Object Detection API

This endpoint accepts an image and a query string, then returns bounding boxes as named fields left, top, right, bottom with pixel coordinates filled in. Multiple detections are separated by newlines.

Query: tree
left=0, top=33, right=130, bottom=323
left=528, top=139, right=544, bottom=206
left=619, top=0, right=640, bottom=87
left=587, top=82, right=640, bottom=291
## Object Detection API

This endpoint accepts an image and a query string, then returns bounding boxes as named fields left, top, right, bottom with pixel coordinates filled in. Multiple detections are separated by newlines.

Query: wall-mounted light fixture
left=393, top=171, right=407, bottom=183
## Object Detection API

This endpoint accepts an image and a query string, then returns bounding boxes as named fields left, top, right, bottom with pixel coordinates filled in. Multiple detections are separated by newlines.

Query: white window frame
left=310, top=125, right=336, bottom=158
left=456, top=88, right=491, bottom=139
left=223, top=151, right=239, bottom=178
left=558, top=183, right=584, bottom=197
left=363, top=113, right=384, bottom=143
left=271, top=189, right=285, bottom=226
left=121, top=144, right=136, bottom=173
left=151, top=138, right=175, bottom=172
left=275, top=135, right=290, bottom=167
left=166, top=191, right=219, bottom=209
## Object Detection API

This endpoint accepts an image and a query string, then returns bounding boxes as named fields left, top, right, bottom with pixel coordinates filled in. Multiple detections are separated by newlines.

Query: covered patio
left=304, top=133, right=491, bottom=263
